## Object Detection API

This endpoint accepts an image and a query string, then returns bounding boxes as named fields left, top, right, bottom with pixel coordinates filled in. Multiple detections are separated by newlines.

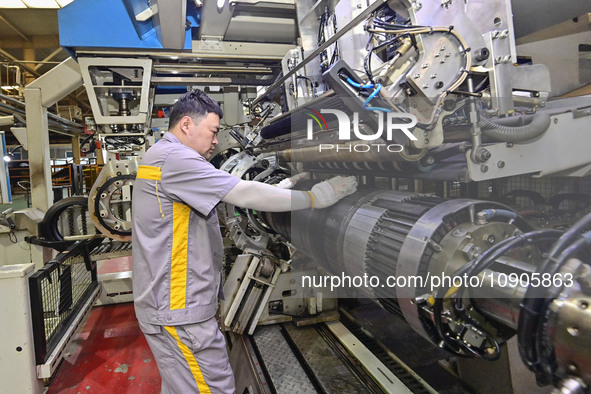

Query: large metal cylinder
left=266, top=190, right=529, bottom=331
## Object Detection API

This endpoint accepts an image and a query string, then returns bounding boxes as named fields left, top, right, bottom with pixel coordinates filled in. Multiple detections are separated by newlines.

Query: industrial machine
left=2, top=0, right=591, bottom=393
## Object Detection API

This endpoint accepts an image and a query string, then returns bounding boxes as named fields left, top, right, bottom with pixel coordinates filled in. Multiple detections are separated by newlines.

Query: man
left=132, top=89, right=357, bottom=393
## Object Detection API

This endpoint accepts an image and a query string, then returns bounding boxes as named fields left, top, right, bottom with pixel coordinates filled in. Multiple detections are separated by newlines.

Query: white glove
left=275, top=172, right=309, bottom=189
left=308, top=176, right=358, bottom=209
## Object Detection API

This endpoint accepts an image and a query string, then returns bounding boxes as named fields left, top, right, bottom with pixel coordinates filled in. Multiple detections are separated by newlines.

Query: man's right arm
left=222, top=176, right=358, bottom=212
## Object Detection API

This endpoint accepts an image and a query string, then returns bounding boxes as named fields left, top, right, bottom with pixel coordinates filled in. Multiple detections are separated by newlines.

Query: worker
left=131, top=89, right=357, bottom=393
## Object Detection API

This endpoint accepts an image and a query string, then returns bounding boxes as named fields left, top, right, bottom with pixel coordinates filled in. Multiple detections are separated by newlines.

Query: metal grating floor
left=253, top=325, right=317, bottom=393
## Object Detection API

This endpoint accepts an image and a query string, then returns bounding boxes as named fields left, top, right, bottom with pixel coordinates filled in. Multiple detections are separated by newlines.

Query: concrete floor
left=0, top=194, right=28, bottom=212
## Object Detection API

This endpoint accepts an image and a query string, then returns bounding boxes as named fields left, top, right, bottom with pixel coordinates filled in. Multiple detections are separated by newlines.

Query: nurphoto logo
left=305, top=108, right=418, bottom=153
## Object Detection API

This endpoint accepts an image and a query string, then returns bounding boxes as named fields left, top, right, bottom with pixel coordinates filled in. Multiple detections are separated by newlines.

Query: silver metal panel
left=0, top=264, right=44, bottom=393
left=24, top=88, right=52, bottom=212
left=511, top=0, right=591, bottom=38
left=510, top=64, right=552, bottom=93
left=25, top=58, right=84, bottom=212
left=326, top=321, right=413, bottom=394
left=224, top=16, right=297, bottom=44
left=516, top=30, right=591, bottom=96
left=197, top=0, right=233, bottom=39
left=153, top=0, right=187, bottom=50
left=192, top=40, right=296, bottom=60
left=466, top=106, right=591, bottom=181
left=26, top=57, right=82, bottom=108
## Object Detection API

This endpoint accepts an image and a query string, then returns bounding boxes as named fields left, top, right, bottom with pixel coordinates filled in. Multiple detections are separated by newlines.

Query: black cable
left=456, top=229, right=562, bottom=302
left=104, top=136, right=145, bottom=147
left=364, top=42, right=376, bottom=84
left=433, top=229, right=561, bottom=361
left=532, top=229, right=591, bottom=380
left=518, top=212, right=591, bottom=376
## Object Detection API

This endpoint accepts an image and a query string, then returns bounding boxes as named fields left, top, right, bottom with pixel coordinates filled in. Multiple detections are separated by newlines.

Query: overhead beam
left=0, top=12, right=30, bottom=43
left=0, top=47, right=40, bottom=77
left=0, top=35, right=60, bottom=49
left=0, top=50, right=90, bottom=110
left=34, top=47, right=63, bottom=71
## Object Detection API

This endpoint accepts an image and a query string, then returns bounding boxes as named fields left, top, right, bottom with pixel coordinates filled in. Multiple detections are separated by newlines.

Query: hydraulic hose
left=479, top=113, right=551, bottom=143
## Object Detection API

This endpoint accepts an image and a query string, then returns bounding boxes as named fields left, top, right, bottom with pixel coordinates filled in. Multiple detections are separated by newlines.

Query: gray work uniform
left=132, top=132, right=239, bottom=393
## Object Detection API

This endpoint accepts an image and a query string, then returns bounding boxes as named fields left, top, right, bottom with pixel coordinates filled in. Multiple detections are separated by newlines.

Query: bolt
left=554, top=118, right=558, bottom=124
left=435, top=81, right=444, bottom=89
left=435, top=52, right=441, bottom=57
left=424, top=138, right=430, bottom=144
left=445, top=52, right=451, bottom=58
left=452, top=229, right=467, bottom=237
left=422, top=83, right=429, bottom=89
left=411, top=102, right=418, bottom=108
left=440, top=59, right=446, bottom=64
left=497, top=160, right=505, bottom=168
left=414, top=73, right=421, bottom=79
left=486, top=234, right=496, bottom=244
left=422, top=63, right=429, bottom=69
left=430, top=73, right=437, bottom=79
left=506, top=142, right=514, bottom=148
left=474, top=47, right=490, bottom=62
left=423, top=131, right=429, bottom=137
left=480, top=165, right=488, bottom=172
left=440, top=46, right=446, bottom=51
left=476, top=148, right=491, bottom=162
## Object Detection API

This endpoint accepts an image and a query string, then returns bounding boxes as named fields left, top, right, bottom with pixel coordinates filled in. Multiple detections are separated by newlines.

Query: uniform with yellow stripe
left=132, top=132, right=239, bottom=393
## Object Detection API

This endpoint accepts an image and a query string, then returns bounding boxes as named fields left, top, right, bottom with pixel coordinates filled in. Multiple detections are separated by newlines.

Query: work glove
left=275, top=172, right=309, bottom=189
left=308, top=176, right=358, bottom=209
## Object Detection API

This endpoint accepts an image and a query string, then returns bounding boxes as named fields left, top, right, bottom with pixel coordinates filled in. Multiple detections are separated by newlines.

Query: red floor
left=47, top=303, right=161, bottom=393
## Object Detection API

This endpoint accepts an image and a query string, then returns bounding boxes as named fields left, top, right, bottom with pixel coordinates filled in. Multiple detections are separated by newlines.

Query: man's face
left=183, top=112, right=220, bottom=159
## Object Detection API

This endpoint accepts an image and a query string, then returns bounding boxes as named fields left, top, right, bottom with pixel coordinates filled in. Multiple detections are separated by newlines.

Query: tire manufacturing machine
left=1, top=0, right=591, bottom=393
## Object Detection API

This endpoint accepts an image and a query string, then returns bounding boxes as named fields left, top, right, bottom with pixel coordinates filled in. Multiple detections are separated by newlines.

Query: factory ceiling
left=0, top=7, right=88, bottom=145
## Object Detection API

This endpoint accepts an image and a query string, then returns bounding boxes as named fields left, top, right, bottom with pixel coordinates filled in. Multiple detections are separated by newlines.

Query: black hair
left=168, top=89, right=223, bottom=129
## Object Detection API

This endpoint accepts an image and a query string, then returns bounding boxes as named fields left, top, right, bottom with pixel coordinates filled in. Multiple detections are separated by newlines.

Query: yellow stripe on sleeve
left=137, top=165, right=162, bottom=180
left=170, top=202, right=191, bottom=309
left=164, top=326, right=212, bottom=394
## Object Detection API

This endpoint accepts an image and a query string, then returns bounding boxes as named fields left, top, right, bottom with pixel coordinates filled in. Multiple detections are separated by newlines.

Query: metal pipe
left=276, top=141, right=407, bottom=162
left=0, top=102, right=83, bottom=136
left=0, top=92, right=83, bottom=131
